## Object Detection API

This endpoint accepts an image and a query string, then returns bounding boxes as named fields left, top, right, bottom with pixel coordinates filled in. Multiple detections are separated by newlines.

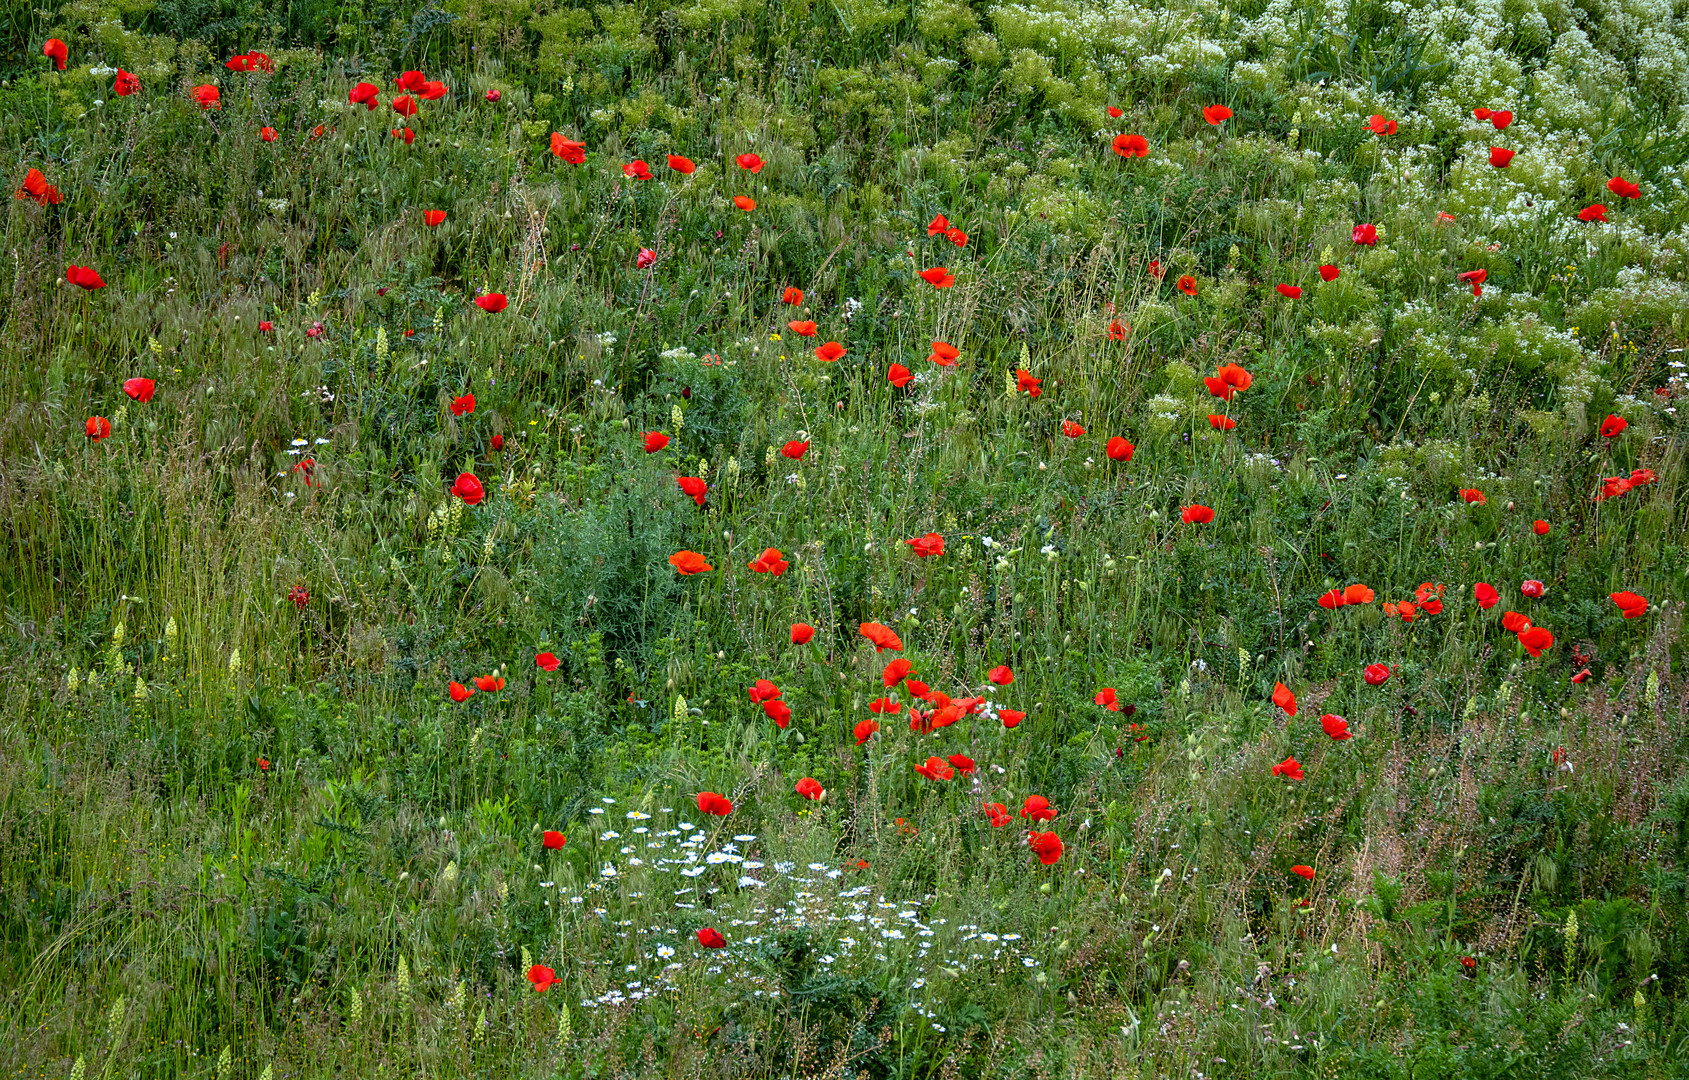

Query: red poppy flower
left=66, top=265, right=106, bottom=290
left=1094, top=688, right=1121, bottom=711
left=257, top=757, right=271, bottom=771
left=550, top=134, right=586, bottom=164
left=790, top=622, right=815, bottom=645
left=886, top=363, right=913, bottom=388
left=1367, top=114, right=1397, bottom=135
left=947, top=754, right=976, bottom=775
left=1271, top=756, right=1304, bottom=780
left=390, top=95, right=418, bottom=118
left=1107, top=105, right=1124, bottom=118
left=1318, top=264, right=1341, bottom=282
left=1382, top=599, right=1417, bottom=623
left=1488, top=147, right=1515, bottom=168
left=85, top=416, right=112, bottom=441
left=1180, top=504, right=1215, bottom=524
left=490, top=435, right=504, bottom=451
left=390, top=127, right=416, bottom=145
left=475, top=293, right=508, bottom=313
left=1207, top=414, right=1238, bottom=431
left=1344, top=584, right=1375, bottom=605
left=1028, top=831, right=1063, bottom=865
left=1599, top=414, right=1627, bottom=437
left=349, top=82, right=380, bottom=109
left=420, top=80, right=448, bottom=100
left=642, top=432, right=670, bottom=454
left=697, top=791, right=733, bottom=816
left=1017, top=369, right=1042, bottom=397
left=1000, top=709, right=1025, bottom=728
left=1106, top=319, right=1129, bottom=340
left=1459, top=487, right=1486, bottom=504
left=542, top=829, right=566, bottom=849
left=1598, top=475, right=1632, bottom=500
left=1290, top=864, right=1315, bottom=880
left=786, top=320, right=818, bottom=339
left=984, top=802, right=1011, bottom=827
left=122, top=378, right=155, bottom=403
left=1102, top=436, right=1135, bottom=462
left=880, top=658, right=912, bottom=687
left=815, top=341, right=846, bottom=362
left=667, top=154, right=696, bottom=174
left=1062, top=420, right=1086, bottom=438
left=946, top=227, right=967, bottom=247
left=1501, top=611, right=1532, bottom=633
left=1610, top=591, right=1648, bottom=618
left=763, top=699, right=792, bottom=727
left=1321, top=714, right=1352, bottom=740
left=42, top=38, right=68, bottom=70
left=1363, top=663, right=1391, bottom=686
left=669, top=550, right=712, bottom=574
left=535, top=652, right=560, bottom=672
left=527, top=964, right=557, bottom=991
left=452, top=472, right=485, bottom=504
left=906, top=532, right=945, bottom=558
left=1275, top=283, right=1302, bottom=299
left=1352, top=223, right=1377, bottom=245
left=853, top=718, right=880, bottom=744
left=1272, top=681, right=1298, bottom=716
left=795, top=777, right=824, bottom=800
left=423, top=209, right=447, bottom=227
left=623, top=160, right=653, bottom=180
left=697, top=927, right=726, bottom=948
left=448, top=681, right=473, bottom=702
left=1607, top=176, right=1641, bottom=199
left=1474, top=107, right=1493, bottom=120
left=745, top=547, right=788, bottom=575
left=1112, top=133, right=1149, bottom=157
left=1021, top=795, right=1056, bottom=822
left=1517, top=580, right=1545, bottom=601
left=928, top=341, right=960, bottom=367
left=914, top=756, right=954, bottom=781
left=926, top=213, right=950, bottom=236
left=869, top=696, right=902, bottom=715
left=1533, top=519, right=1550, bottom=535
left=259, top=321, right=273, bottom=332
left=733, top=195, right=756, bottom=212
left=1518, top=625, right=1554, bottom=657
left=1169, top=274, right=1197, bottom=297
left=1578, top=204, right=1608, bottom=223
left=1490, top=110, right=1513, bottom=130
left=987, top=665, right=1013, bottom=686
left=1473, top=582, right=1500, bottom=609
left=16, top=167, right=63, bottom=206
left=113, top=69, right=140, bottom=96
left=1572, top=668, right=1591, bottom=683
left=918, top=267, right=955, bottom=288
left=258, top=126, right=279, bottom=143
left=473, top=674, right=504, bottom=693
left=1202, top=104, right=1232, bottom=125
left=393, top=70, right=426, bottom=92
left=860, top=622, right=903, bottom=652
left=189, top=83, right=223, bottom=110
left=450, top=393, right=475, bottom=417
left=674, top=476, right=706, bottom=506
left=1460, top=955, right=1477, bottom=970
left=775, top=440, right=808, bottom=462
left=735, top=153, right=764, bottom=173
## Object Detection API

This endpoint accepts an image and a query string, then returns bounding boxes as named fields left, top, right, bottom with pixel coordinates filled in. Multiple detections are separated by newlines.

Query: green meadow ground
left=4, top=0, right=1689, bottom=1076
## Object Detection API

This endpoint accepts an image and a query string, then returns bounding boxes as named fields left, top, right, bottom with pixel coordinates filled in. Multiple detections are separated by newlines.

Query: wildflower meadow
left=4, top=0, right=1689, bottom=1075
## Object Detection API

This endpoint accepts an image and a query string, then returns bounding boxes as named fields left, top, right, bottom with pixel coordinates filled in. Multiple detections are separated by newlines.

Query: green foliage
left=2, top=0, right=1689, bottom=1076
